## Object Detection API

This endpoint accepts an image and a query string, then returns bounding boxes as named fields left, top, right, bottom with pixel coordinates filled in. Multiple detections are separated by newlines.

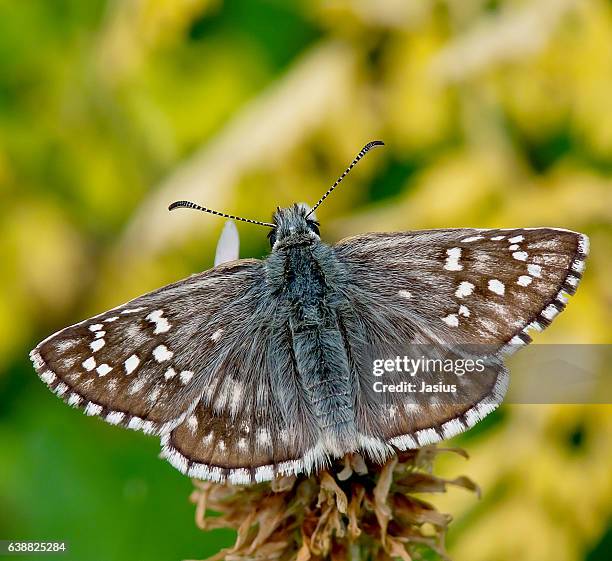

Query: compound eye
left=267, top=227, right=277, bottom=247
left=308, top=221, right=320, bottom=236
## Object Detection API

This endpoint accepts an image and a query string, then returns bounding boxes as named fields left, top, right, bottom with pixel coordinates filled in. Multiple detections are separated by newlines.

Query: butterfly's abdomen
left=267, top=243, right=357, bottom=452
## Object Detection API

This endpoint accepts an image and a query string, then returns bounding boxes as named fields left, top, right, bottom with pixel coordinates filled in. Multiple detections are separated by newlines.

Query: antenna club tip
left=168, top=200, right=187, bottom=211
left=364, top=140, right=385, bottom=151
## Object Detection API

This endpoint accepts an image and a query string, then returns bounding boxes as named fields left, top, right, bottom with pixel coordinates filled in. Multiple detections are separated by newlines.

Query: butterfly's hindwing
left=161, top=297, right=328, bottom=484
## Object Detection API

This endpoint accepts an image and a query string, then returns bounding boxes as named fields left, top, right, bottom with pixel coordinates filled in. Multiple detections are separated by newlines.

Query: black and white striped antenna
left=169, top=140, right=384, bottom=226
left=306, top=140, right=384, bottom=217
left=168, top=200, right=275, bottom=228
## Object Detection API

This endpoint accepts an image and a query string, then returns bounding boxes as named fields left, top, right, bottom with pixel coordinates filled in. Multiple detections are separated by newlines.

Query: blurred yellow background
left=1, top=1, right=611, bottom=560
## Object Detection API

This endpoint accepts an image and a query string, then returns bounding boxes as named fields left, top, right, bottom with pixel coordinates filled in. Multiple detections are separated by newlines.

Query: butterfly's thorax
left=265, top=229, right=357, bottom=452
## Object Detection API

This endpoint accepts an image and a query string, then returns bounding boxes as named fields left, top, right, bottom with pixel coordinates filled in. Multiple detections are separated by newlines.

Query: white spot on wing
left=146, top=310, right=171, bottom=334
left=517, top=275, right=532, bottom=287
left=488, top=279, right=505, bottom=295
left=398, top=290, right=412, bottom=299
left=179, top=370, right=194, bottom=385
left=153, top=345, right=173, bottom=362
left=187, top=415, right=198, bottom=434
left=230, top=382, right=243, bottom=412
left=124, top=354, right=140, bottom=375
left=458, top=305, right=470, bottom=317
left=89, top=324, right=103, bottom=332
left=147, top=385, right=161, bottom=404
left=444, top=247, right=463, bottom=271
left=164, top=367, right=176, bottom=380
left=30, top=349, right=44, bottom=369
left=90, top=339, right=105, bottom=352
left=389, top=434, right=417, bottom=449
left=462, top=235, right=484, bottom=242
left=490, top=235, right=505, bottom=241
left=121, top=307, right=146, bottom=314
left=211, top=328, right=223, bottom=342
left=455, top=281, right=474, bottom=298
left=508, top=235, right=524, bottom=243
left=527, top=264, right=542, bottom=277
left=228, top=468, right=251, bottom=485
left=512, top=251, right=528, bottom=261
left=96, top=363, right=112, bottom=376
left=442, top=314, right=459, bottom=327
left=142, top=421, right=156, bottom=435
left=82, top=357, right=96, bottom=371
left=129, top=377, right=146, bottom=395
left=257, top=428, right=271, bottom=446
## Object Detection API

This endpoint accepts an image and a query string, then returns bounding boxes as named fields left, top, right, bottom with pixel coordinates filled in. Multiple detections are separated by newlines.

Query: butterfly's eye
left=268, top=227, right=277, bottom=247
left=307, top=220, right=320, bottom=237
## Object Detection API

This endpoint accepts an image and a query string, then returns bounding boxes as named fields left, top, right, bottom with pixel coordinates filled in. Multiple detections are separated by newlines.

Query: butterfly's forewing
left=30, top=260, right=264, bottom=435
left=333, top=227, right=588, bottom=447
left=334, top=228, right=588, bottom=350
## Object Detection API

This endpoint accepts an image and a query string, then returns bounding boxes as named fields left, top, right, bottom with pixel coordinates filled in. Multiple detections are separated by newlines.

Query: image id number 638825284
left=0, top=541, right=68, bottom=555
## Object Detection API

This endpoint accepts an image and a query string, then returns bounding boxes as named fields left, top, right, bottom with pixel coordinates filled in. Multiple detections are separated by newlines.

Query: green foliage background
left=1, top=1, right=611, bottom=560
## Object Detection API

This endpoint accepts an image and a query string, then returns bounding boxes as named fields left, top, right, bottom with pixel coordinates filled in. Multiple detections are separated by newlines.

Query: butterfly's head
left=268, top=203, right=320, bottom=249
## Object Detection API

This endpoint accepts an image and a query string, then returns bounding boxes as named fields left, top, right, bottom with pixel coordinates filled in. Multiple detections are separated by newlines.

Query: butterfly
left=30, top=141, right=589, bottom=484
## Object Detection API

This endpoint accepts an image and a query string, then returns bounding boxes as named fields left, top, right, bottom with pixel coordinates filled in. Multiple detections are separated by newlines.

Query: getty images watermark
left=371, top=356, right=486, bottom=394
left=365, top=345, right=612, bottom=404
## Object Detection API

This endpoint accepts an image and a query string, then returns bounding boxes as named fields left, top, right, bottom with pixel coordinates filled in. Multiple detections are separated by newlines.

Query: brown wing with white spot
left=333, top=227, right=588, bottom=449
left=334, top=228, right=588, bottom=351
left=161, top=310, right=323, bottom=484
left=30, top=260, right=265, bottom=436
left=162, top=394, right=314, bottom=484
left=31, top=258, right=322, bottom=483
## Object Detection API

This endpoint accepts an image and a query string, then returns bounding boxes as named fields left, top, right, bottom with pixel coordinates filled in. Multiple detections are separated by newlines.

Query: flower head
left=189, top=447, right=478, bottom=561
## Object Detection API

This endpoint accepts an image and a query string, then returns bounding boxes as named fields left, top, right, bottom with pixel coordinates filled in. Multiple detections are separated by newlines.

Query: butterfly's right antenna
left=306, top=140, right=384, bottom=218
left=168, top=200, right=275, bottom=228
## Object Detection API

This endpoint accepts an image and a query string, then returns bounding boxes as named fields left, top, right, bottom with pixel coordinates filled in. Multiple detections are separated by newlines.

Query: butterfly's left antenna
left=168, top=200, right=276, bottom=228
left=306, top=140, right=384, bottom=217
